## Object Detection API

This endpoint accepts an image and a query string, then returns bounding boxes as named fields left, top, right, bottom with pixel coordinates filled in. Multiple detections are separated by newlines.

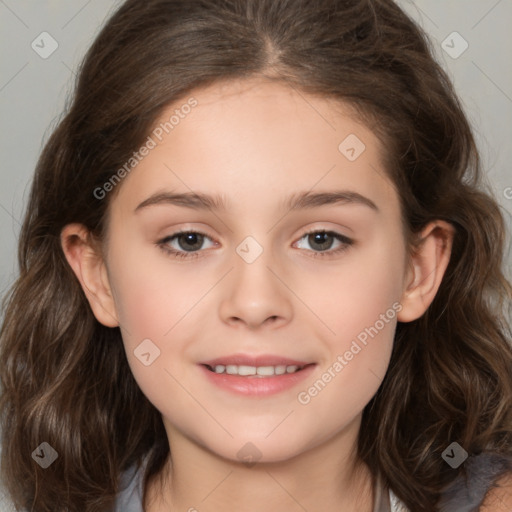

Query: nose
left=218, top=246, right=294, bottom=330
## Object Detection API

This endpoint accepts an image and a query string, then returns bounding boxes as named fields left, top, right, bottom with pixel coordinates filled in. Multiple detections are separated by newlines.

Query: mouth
left=202, top=362, right=314, bottom=377
left=199, top=359, right=317, bottom=396
left=198, top=354, right=317, bottom=396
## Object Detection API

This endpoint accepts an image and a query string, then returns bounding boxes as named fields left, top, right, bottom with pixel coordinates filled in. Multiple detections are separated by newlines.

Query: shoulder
left=479, top=471, right=512, bottom=511
left=114, top=460, right=145, bottom=512
left=438, top=452, right=512, bottom=511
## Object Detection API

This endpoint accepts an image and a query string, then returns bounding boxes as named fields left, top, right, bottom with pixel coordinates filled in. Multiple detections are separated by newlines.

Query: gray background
left=0, top=0, right=511, bottom=508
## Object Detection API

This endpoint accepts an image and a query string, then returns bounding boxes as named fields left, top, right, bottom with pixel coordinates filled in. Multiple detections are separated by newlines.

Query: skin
left=481, top=473, right=512, bottom=510
left=61, top=77, right=455, bottom=512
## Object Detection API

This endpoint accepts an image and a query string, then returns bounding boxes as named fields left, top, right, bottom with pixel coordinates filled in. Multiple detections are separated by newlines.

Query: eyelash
left=157, top=228, right=354, bottom=261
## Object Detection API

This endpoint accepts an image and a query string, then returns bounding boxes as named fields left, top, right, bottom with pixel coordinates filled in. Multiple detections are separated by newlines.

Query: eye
left=157, top=228, right=354, bottom=260
left=157, top=230, right=216, bottom=260
left=294, top=229, right=354, bottom=258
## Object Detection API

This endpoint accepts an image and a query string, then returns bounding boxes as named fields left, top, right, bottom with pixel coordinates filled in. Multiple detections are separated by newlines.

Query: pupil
left=181, top=233, right=202, bottom=251
left=311, top=232, right=332, bottom=250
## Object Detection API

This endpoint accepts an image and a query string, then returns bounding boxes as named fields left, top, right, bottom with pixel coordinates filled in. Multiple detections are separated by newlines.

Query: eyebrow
left=134, top=189, right=379, bottom=213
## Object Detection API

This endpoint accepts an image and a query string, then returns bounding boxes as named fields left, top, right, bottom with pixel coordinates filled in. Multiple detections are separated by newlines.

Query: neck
left=145, top=420, right=375, bottom=512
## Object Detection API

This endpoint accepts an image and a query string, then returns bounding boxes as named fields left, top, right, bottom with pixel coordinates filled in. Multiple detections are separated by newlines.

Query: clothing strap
left=373, top=473, right=392, bottom=512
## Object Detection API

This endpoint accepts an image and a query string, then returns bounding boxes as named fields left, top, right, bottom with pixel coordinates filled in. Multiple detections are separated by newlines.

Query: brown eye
left=173, top=232, right=205, bottom=252
left=157, top=230, right=215, bottom=260
left=295, top=230, right=354, bottom=258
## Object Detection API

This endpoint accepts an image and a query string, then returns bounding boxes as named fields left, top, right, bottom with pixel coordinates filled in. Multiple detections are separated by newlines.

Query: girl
left=1, top=0, right=512, bottom=511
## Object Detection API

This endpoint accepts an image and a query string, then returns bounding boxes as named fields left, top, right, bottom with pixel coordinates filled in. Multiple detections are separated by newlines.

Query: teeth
left=257, top=366, right=275, bottom=376
left=209, top=364, right=303, bottom=376
left=238, top=365, right=256, bottom=376
left=275, top=365, right=287, bottom=375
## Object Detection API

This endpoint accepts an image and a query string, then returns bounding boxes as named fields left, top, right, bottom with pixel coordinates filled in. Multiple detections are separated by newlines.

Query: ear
left=60, top=223, right=119, bottom=328
left=397, top=220, right=455, bottom=323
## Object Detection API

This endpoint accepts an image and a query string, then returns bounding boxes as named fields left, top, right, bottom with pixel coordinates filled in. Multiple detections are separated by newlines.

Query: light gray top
left=113, top=452, right=512, bottom=511
left=114, top=460, right=144, bottom=512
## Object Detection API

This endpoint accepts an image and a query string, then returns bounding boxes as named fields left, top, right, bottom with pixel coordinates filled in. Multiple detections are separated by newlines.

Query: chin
left=205, top=434, right=311, bottom=466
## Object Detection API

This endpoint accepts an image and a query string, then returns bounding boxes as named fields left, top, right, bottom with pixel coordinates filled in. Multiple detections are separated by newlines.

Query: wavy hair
left=1, top=0, right=511, bottom=511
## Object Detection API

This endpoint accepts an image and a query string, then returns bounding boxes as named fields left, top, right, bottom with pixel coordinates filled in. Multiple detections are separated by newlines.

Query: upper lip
left=200, top=354, right=314, bottom=367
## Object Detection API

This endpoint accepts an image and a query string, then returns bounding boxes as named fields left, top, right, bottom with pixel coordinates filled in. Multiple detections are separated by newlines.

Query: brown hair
left=1, top=0, right=511, bottom=510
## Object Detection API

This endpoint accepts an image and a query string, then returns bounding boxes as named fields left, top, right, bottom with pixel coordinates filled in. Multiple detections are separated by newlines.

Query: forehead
left=109, top=77, right=399, bottom=221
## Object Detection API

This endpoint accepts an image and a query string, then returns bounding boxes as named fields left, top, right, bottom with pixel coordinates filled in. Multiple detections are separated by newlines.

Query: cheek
left=108, top=241, right=203, bottom=344
left=304, top=232, right=405, bottom=337
left=107, top=246, right=202, bottom=416
left=299, top=234, right=405, bottom=395
left=295, top=282, right=400, bottom=435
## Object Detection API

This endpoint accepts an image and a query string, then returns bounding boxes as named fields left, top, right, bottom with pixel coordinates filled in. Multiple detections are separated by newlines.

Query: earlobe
left=60, top=223, right=119, bottom=328
left=397, top=221, right=455, bottom=323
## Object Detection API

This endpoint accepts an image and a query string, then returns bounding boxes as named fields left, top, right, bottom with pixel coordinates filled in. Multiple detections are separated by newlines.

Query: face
left=99, top=78, right=410, bottom=463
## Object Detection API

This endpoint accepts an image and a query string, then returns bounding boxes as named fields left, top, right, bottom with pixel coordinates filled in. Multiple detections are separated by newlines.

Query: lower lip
left=198, top=364, right=316, bottom=397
